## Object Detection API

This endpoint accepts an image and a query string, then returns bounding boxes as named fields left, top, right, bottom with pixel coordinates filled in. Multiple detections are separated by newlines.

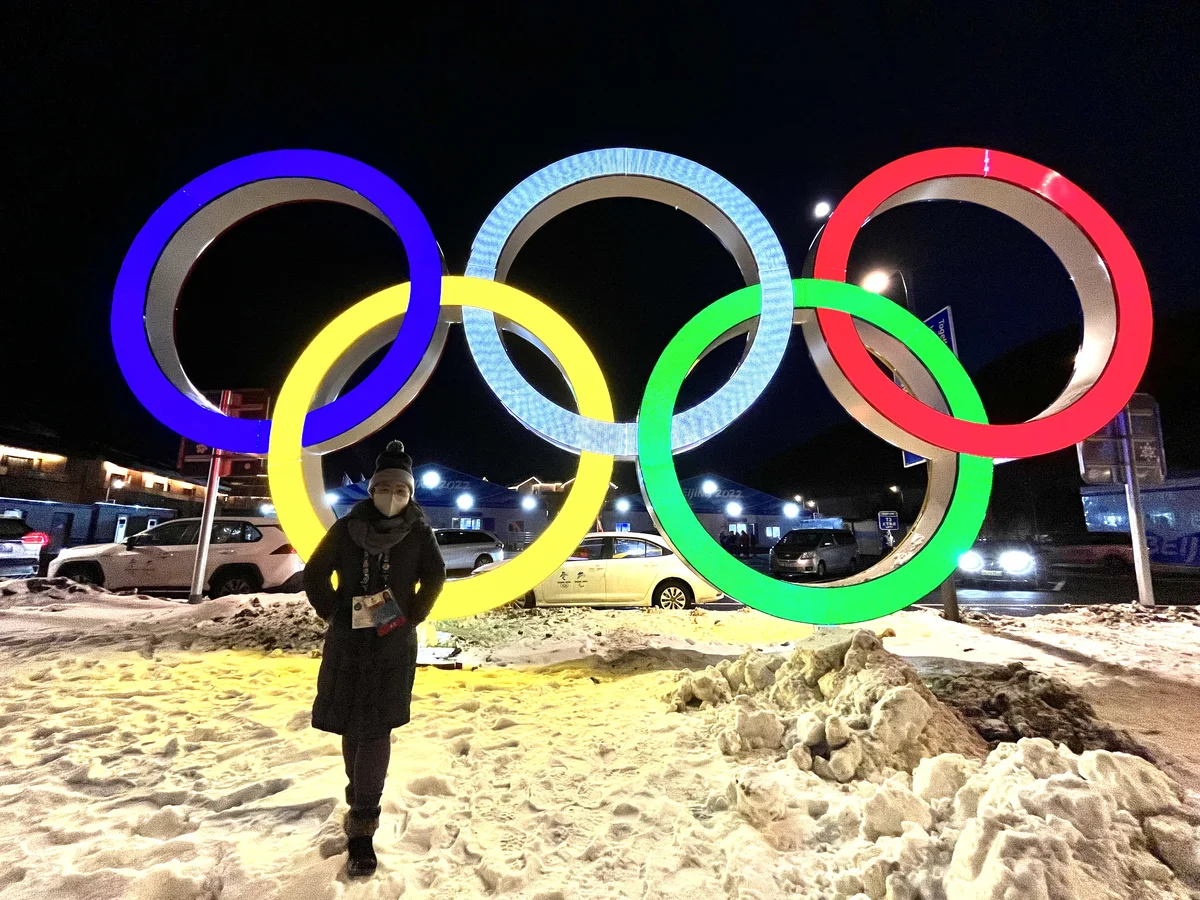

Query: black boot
left=344, top=806, right=380, bottom=877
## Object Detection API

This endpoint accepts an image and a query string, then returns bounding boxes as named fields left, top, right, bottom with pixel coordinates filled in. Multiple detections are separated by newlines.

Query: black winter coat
left=303, top=500, right=446, bottom=740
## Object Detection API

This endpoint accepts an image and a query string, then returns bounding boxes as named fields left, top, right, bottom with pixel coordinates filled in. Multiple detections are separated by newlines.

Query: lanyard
left=361, top=550, right=390, bottom=593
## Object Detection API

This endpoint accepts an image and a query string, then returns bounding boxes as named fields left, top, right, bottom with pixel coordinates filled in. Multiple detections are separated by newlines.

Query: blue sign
left=899, top=306, right=958, bottom=468
left=878, top=511, right=900, bottom=531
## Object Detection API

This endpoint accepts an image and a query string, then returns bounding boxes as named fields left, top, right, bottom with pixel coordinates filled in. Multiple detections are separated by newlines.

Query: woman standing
left=303, top=440, right=446, bottom=877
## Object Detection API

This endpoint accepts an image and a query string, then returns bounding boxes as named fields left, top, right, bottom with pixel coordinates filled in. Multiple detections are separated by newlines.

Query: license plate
left=981, top=569, right=1002, bottom=576
left=0, top=544, right=12, bottom=554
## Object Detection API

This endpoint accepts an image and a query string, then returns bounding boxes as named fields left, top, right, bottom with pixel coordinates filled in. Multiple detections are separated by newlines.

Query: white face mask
left=372, top=484, right=411, bottom=518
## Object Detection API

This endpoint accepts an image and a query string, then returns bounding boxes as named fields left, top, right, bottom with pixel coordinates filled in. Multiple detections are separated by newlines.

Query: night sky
left=7, top=5, right=1200, bottom=504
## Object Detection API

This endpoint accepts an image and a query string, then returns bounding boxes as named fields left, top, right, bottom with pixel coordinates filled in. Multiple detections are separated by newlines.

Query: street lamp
left=806, top=498, right=821, bottom=516
left=793, top=494, right=803, bottom=503
left=813, top=200, right=832, bottom=219
left=105, top=477, right=126, bottom=503
left=860, top=268, right=913, bottom=310
left=888, top=484, right=906, bottom=511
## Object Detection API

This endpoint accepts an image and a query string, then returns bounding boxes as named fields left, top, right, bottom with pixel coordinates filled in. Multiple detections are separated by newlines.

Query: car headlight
left=798, top=551, right=816, bottom=560
left=999, top=550, right=1035, bottom=575
left=958, top=550, right=984, bottom=573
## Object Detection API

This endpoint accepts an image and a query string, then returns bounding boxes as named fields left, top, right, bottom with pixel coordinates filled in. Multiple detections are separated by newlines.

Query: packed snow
left=0, top=576, right=1197, bottom=897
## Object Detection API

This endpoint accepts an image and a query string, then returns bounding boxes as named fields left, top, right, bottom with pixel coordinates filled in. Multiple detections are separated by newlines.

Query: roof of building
left=611, top=474, right=815, bottom=518
left=328, top=465, right=527, bottom=509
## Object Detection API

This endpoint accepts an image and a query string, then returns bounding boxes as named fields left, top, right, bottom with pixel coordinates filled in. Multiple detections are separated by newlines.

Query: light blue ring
left=464, top=148, right=793, bottom=459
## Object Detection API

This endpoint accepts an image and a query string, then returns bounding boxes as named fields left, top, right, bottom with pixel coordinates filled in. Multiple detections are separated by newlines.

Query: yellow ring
left=267, top=275, right=615, bottom=619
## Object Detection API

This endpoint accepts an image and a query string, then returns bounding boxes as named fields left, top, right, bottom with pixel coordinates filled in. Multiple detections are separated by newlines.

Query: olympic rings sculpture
left=111, top=147, right=1152, bottom=624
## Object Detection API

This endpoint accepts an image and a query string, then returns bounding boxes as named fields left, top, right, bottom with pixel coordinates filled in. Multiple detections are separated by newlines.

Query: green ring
left=636, top=278, right=993, bottom=624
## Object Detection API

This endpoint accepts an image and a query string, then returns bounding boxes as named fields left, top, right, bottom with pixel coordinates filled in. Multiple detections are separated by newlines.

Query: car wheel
left=507, top=591, right=536, bottom=610
left=58, top=562, right=104, bottom=587
left=210, top=567, right=262, bottom=598
left=816, top=561, right=826, bottom=578
left=474, top=554, right=493, bottom=569
left=653, top=580, right=694, bottom=610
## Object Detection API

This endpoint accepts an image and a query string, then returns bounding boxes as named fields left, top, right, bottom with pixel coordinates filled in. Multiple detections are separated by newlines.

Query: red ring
left=814, top=147, right=1153, bottom=459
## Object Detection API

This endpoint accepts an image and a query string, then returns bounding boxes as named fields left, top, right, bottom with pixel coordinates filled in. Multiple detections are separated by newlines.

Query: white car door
left=116, top=521, right=196, bottom=589
left=204, top=521, right=256, bottom=583
left=605, top=537, right=664, bottom=604
left=539, top=537, right=607, bottom=605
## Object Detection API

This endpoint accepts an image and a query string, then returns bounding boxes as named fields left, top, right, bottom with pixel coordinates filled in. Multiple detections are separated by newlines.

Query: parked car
left=957, top=538, right=1047, bottom=588
left=0, top=517, right=49, bottom=580
left=475, top=532, right=722, bottom=609
left=48, top=517, right=303, bottom=597
left=435, top=529, right=506, bottom=571
left=769, top=528, right=859, bottom=578
left=1035, top=531, right=1136, bottom=573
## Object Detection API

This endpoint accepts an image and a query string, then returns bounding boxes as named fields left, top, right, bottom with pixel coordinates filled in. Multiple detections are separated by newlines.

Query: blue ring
left=111, top=150, right=441, bottom=454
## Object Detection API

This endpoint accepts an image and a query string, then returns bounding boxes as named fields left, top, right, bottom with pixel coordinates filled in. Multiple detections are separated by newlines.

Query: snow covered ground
left=0, top=577, right=1197, bottom=898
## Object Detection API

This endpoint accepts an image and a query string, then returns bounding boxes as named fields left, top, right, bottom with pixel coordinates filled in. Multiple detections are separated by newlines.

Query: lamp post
left=805, top=498, right=821, bottom=517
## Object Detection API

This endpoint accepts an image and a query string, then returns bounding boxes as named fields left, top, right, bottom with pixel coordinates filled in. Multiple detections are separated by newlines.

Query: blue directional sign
left=878, top=511, right=900, bottom=531
left=898, top=306, right=958, bottom=468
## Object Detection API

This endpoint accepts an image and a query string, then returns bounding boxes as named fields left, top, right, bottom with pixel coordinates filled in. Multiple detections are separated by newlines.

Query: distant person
left=304, top=440, right=446, bottom=878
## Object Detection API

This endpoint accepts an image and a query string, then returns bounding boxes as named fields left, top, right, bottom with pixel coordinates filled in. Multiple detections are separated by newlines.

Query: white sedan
left=476, top=532, right=723, bottom=609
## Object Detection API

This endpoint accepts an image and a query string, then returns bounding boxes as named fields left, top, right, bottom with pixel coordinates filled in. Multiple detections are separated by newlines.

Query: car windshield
left=781, top=531, right=822, bottom=548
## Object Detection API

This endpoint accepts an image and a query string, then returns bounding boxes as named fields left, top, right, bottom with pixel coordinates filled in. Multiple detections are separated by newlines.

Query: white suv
left=48, top=517, right=303, bottom=597
left=434, top=529, right=506, bottom=571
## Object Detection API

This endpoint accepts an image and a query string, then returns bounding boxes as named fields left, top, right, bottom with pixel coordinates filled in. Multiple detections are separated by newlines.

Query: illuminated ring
left=111, top=150, right=442, bottom=455
left=637, top=278, right=993, bottom=625
left=267, top=275, right=615, bottom=620
left=812, top=147, right=1153, bottom=459
left=463, top=148, right=793, bottom=459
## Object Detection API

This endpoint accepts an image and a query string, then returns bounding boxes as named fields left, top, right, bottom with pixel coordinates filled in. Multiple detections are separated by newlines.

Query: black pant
left=342, top=731, right=391, bottom=815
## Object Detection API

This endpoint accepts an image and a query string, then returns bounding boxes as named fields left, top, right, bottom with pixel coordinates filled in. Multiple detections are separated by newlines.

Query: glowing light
left=702, top=480, right=719, bottom=496
left=783, top=502, right=800, bottom=518
left=463, top=147, right=793, bottom=459
left=726, top=501, right=743, bottom=517
left=861, top=270, right=891, bottom=294
left=615, top=498, right=631, bottom=513
left=111, top=478, right=126, bottom=491
left=421, top=470, right=442, bottom=489
left=814, top=146, right=1152, bottom=459
left=813, top=200, right=832, bottom=218
left=266, top=276, right=615, bottom=620
left=324, top=492, right=340, bottom=506
left=520, top=495, right=537, bottom=511
left=456, top=493, right=474, bottom=510
left=110, top=150, right=441, bottom=454
left=889, top=485, right=900, bottom=493
left=999, top=550, right=1035, bottom=575
left=259, top=502, right=276, bottom=516
left=958, top=550, right=984, bottom=572
left=806, top=500, right=817, bottom=509
left=636, top=278, right=992, bottom=624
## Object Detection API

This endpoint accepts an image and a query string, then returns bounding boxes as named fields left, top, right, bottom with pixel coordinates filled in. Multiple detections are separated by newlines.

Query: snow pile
left=926, top=660, right=1153, bottom=758
left=668, top=628, right=989, bottom=782
left=666, top=629, right=1200, bottom=899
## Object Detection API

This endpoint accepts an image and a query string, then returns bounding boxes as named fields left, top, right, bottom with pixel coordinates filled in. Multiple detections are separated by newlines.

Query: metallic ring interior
left=144, top=177, right=439, bottom=418
left=693, top=305, right=959, bottom=588
left=815, top=175, right=1116, bottom=456
left=462, top=149, right=794, bottom=459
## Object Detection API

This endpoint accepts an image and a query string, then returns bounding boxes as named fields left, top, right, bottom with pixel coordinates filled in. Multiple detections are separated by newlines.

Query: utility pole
left=188, top=390, right=230, bottom=604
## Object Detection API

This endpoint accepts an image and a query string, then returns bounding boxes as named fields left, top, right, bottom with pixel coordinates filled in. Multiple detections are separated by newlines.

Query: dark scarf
left=345, top=498, right=426, bottom=556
